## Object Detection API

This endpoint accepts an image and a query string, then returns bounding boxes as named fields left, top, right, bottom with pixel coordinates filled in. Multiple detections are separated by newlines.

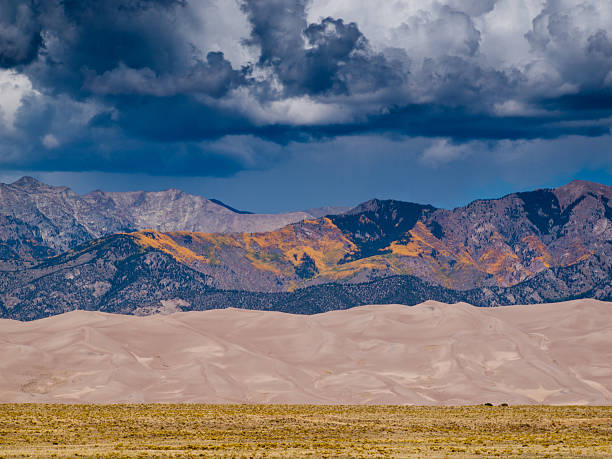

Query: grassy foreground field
left=0, top=405, right=610, bottom=457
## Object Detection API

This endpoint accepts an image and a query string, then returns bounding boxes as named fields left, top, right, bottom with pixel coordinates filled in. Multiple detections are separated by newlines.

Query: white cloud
left=493, top=99, right=546, bottom=116
left=0, top=70, right=36, bottom=128
left=307, top=0, right=612, bottom=93
left=476, top=0, right=545, bottom=68
left=181, top=0, right=256, bottom=68
left=525, top=1, right=612, bottom=85
left=220, top=87, right=356, bottom=125
left=42, top=134, right=60, bottom=149
left=389, top=5, right=481, bottom=63
left=421, top=138, right=475, bottom=165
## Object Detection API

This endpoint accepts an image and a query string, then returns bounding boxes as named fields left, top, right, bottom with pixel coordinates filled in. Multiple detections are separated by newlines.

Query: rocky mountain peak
left=560, top=179, right=605, bottom=191
left=554, top=180, right=611, bottom=210
left=7, top=177, right=76, bottom=198
left=346, top=198, right=435, bottom=216
left=330, top=199, right=437, bottom=261
left=345, top=198, right=384, bottom=215
left=10, top=176, right=60, bottom=192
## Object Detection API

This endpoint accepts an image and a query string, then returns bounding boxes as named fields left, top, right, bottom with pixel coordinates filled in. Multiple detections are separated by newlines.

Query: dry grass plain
left=0, top=404, right=610, bottom=457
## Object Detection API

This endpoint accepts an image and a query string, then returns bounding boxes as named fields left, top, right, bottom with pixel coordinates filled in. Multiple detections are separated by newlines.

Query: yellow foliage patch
left=324, top=256, right=398, bottom=280
left=387, top=224, right=533, bottom=287
left=237, top=218, right=356, bottom=275
left=128, top=230, right=206, bottom=265
left=522, top=235, right=554, bottom=268
left=170, top=231, right=243, bottom=248
left=477, top=235, right=523, bottom=284
left=388, top=222, right=460, bottom=259
left=560, top=238, right=593, bottom=267
left=125, top=219, right=578, bottom=290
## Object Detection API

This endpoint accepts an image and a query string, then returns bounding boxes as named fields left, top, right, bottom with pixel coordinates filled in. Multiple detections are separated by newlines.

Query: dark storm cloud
left=288, top=105, right=610, bottom=142
left=0, top=0, right=610, bottom=177
left=109, top=95, right=252, bottom=142
left=0, top=1, right=42, bottom=67
left=1, top=92, right=276, bottom=176
left=0, top=0, right=258, bottom=175
left=26, top=0, right=221, bottom=97
left=241, top=0, right=403, bottom=96
left=84, top=52, right=245, bottom=98
left=587, top=30, right=612, bottom=58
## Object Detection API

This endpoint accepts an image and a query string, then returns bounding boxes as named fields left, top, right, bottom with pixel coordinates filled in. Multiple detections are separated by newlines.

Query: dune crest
left=1, top=299, right=611, bottom=405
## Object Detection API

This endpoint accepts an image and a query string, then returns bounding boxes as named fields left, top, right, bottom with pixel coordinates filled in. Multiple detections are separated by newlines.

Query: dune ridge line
left=1, top=299, right=610, bottom=405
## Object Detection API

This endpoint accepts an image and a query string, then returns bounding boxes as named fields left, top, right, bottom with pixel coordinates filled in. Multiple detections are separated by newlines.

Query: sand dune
left=0, top=299, right=611, bottom=405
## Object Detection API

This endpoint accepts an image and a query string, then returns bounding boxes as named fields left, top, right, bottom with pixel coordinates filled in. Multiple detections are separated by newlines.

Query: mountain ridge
left=0, top=176, right=349, bottom=265
left=0, top=178, right=610, bottom=320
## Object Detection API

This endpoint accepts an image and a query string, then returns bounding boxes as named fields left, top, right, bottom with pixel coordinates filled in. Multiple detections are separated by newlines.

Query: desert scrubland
left=0, top=404, right=610, bottom=457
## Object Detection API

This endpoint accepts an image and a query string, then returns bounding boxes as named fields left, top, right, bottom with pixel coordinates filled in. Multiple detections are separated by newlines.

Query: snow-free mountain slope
left=0, top=179, right=610, bottom=320
left=0, top=176, right=338, bottom=263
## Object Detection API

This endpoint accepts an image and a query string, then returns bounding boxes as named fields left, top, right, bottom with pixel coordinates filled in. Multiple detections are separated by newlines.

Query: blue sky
left=0, top=0, right=611, bottom=212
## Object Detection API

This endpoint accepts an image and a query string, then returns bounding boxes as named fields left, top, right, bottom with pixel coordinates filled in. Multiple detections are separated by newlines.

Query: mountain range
left=0, top=176, right=347, bottom=267
left=0, top=177, right=610, bottom=320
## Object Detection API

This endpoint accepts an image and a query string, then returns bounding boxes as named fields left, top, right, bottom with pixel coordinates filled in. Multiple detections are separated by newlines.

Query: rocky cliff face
left=413, top=180, right=612, bottom=288
left=82, top=188, right=322, bottom=234
left=0, top=177, right=130, bottom=261
left=0, top=179, right=609, bottom=320
left=0, top=177, right=344, bottom=264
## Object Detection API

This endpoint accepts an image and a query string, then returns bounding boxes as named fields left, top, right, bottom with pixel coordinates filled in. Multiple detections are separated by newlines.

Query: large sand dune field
left=1, top=299, right=610, bottom=405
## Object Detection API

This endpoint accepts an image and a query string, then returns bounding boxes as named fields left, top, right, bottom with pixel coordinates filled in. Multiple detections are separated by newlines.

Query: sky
left=0, top=0, right=611, bottom=213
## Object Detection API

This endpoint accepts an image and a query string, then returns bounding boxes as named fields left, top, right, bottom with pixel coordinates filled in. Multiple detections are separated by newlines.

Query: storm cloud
left=241, top=0, right=402, bottom=96
left=0, top=1, right=41, bottom=68
left=0, top=0, right=610, bottom=177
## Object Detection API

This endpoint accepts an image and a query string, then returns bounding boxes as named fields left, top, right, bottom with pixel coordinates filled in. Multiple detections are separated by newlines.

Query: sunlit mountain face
left=0, top=178, right=609, bottom=320
left=0, top=0, right=610, bottom=212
